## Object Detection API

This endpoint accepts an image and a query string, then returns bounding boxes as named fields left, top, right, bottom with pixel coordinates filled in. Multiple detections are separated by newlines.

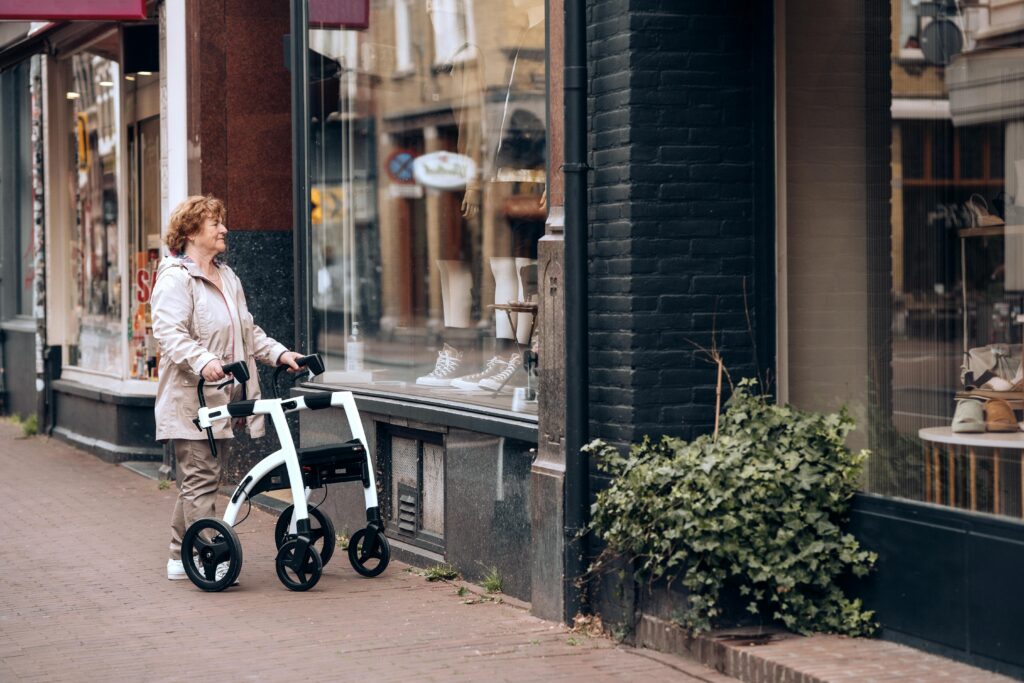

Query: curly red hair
left=165, top=195, right=226, bottom=255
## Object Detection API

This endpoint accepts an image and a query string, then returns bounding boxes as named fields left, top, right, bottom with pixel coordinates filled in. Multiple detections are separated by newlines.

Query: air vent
left=397, top=483, right=418, bottom=535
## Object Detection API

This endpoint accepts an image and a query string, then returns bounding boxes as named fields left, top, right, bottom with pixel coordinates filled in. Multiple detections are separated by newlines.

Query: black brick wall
left=587, top=0, right=768, bottom=447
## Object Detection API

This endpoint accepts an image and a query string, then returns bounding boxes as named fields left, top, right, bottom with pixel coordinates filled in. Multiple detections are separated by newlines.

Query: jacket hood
left=157, top=255, right=223, bottom=281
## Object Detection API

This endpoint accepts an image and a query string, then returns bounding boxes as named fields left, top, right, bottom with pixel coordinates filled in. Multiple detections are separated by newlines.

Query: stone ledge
left=635, top=614, right=1016, bottom=683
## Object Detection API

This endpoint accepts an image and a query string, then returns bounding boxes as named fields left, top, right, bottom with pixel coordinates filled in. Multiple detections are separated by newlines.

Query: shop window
left=307, top=1, right=546, bottom=417
left=781, top=0, right=1024, bottom=520
left=67, top=50, right=123, bottom=374
left=59, top=32, right=161, bottom=382
left=127, top=115, right=161, bottom=380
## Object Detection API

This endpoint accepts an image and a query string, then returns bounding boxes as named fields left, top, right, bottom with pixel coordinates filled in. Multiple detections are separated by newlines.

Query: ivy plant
left=586, top=379, right=877, bottom=636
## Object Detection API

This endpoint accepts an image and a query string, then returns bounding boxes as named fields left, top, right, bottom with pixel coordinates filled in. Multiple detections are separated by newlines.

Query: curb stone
left=636, top=613, right=1016, bottom=683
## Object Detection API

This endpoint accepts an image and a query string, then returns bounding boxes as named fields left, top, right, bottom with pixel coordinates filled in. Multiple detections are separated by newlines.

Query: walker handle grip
left=222, top=360, right=250, bottom=385
left=270, top=353, right=324, bottom=399
left=295, top=353, right=325, bottom=376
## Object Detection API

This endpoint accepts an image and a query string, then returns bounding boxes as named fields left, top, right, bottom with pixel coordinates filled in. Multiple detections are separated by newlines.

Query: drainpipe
left=563, top=0, right=589, bottom=623
left=290, top=0, right=311, bottom=352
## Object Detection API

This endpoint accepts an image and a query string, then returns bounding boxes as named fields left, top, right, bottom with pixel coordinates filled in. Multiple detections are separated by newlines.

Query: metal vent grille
left=397, top=483, right=418, bottom=535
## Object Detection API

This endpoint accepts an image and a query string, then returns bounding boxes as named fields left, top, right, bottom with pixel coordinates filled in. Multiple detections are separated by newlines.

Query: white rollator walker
left=182, top=353, right=390, bottom=592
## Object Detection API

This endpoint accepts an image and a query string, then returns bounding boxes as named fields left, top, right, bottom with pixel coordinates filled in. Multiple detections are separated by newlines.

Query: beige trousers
left=168, top=438, right=230, bottom=561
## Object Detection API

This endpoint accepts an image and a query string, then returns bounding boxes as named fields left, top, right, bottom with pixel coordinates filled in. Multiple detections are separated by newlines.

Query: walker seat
left=250, top=440, right=369, bottom=496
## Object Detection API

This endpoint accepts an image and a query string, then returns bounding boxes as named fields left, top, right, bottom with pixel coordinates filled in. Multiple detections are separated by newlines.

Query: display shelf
left=918, top=426, right=1024, bottom=517
left=958, top=224, right=1024, bottom=238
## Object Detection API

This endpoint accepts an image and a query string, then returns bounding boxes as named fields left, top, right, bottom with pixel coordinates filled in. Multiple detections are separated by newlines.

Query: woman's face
left=191, top=217, right=227, bottom=256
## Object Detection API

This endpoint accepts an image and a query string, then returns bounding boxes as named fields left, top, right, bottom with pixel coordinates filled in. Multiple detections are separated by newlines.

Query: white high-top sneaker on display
left=416, top=343, right=464, bottom=386
left=479, top=353, right=522, bottom=391
left=451, top=356, right=507, bottom=390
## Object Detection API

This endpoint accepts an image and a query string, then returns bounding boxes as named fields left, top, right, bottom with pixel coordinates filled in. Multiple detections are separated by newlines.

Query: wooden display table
left=918, top=427, right=1024, bottom=516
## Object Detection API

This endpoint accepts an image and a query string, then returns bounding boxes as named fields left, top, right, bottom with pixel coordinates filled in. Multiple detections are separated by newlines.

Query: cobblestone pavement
left=0, top=421, right=732, bottom=683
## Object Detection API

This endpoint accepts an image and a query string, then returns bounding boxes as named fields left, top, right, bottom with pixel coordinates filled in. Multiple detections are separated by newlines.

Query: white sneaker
left=451, top=356, right=506, bottom=390
left=479, top=353, right=522, bottom=391
left=416, top=343, right=463, bottom=386
left=184, top=556, right=238, bottom=585
left=167, top=558, right=187, bottom=580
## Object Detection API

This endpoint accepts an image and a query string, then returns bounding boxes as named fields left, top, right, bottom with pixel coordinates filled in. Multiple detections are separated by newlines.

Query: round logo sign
left=412, top=151, right=477, bottom=191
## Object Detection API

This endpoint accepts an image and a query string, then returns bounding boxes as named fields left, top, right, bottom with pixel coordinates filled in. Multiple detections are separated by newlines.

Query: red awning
left=310, top=0, right=369, bottom=30
left=0, top=1, right=145, bottom=21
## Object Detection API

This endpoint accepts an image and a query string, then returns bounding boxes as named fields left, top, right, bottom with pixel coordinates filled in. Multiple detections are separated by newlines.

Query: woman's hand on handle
left=278, top=350, right=303, bottom=373
left=201, top=359, right=226, bottom=382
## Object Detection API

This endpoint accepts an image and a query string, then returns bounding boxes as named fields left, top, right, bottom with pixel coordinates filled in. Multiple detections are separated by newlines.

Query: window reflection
left=69, top=51, right=122, bottom=374
left=308, top=1, right=546, bottom=415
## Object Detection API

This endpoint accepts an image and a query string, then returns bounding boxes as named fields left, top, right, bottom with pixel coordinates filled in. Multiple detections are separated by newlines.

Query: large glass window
left=782, top=0, right=1024, bottom=519
left=61, top=31, right=160, bottom=382
left=126, top=113, right=161, bottom=381
left=67, top=48, right=123, bottom=374
left=307, top=1, right=547, bottom=416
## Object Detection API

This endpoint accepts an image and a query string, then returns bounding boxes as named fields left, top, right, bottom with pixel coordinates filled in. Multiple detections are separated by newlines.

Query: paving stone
left=0, top=421, right=722, bottom=682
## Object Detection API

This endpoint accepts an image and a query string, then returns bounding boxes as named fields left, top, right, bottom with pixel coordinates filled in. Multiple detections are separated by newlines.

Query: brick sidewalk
left=0, top=421, right=729, bottom=683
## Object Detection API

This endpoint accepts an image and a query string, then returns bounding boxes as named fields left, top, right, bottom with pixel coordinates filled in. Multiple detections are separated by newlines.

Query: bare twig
left=684, top=301, right=733, bottom=440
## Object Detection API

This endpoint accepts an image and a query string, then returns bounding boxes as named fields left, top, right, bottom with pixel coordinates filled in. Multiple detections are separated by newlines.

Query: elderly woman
left=153, top=195, right=301, bottom=582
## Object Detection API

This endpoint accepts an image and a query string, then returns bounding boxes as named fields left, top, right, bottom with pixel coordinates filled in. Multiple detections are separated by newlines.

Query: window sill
left=0, top=317, right=37, bottom=334
left=57, top=367, right=158, bottom=402
left=293, top=382, right=538, bottom=443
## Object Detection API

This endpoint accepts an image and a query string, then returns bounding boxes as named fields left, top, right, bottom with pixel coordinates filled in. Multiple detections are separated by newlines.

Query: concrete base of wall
left=51, top=379, right=160, bottom=463
left=52, top=426, right=162, bottom=464
left=0, top=322, right=39, bottom=420
left=529, top=461, right=565, bottom=622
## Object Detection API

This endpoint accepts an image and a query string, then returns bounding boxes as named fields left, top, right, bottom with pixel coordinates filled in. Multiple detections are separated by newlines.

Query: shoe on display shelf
left=479, top=353, right=522, bottom=392
left=415, top=343, right=464, bottom=387
left=451, top=356, right=508, bottom=390
left=985, top=398, right=1018, bottom=433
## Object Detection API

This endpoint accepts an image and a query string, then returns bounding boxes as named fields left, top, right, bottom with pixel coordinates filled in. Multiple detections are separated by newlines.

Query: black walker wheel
left=275, top=540, right=323, bottom=591
left=273, top=505, right=336, bottom=567
left=181, top=518, right=243, bottom=591
left=347, top=527, right=390, bottom=578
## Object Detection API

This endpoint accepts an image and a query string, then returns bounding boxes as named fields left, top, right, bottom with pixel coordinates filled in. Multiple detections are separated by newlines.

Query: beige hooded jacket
left=151, top=256, right=287, bottom=442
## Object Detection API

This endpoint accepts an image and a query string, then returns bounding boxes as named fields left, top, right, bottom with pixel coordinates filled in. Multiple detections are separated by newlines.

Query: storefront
left=291, top=0, right=550, bottom=600
left=40, top=20, right=165, bottom=461
left=777, top=0, right=1024, bottom=673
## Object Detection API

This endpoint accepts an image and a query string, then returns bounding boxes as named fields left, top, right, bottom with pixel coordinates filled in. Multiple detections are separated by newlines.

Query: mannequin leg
left=491, top=257, right=518, bottom=340
left=437, top=260, right=473, bottom=328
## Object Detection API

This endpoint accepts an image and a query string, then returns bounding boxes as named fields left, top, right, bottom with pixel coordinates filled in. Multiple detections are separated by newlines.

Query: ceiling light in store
left=99, top=81, right=114, bottom=88
left=66, top=91, right=80, bottom=99
left=137, top=71, right=152, bottom=76
left=125, top=75, right=136, bottom=81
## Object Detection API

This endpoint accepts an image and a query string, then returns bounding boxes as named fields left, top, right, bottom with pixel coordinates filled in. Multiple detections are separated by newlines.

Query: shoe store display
left=966, top=193, right=1004, bottom=228
left=451, top=355, right=507, bottom=390
left=416, top=343, right=464, bottom=386
left=951, top=399, right=984, bottom=433
left=985, top=398, right=1018, bottom=433
left=479, top=353, right=522, bottom=391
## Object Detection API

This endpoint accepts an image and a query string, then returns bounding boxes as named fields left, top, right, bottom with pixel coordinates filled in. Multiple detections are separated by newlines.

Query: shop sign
left=389, top=184, right=424, bottom=199
left=0, top=0, right=146, bottom=20
left=413, top=152, right=476, bottom=191
left=310, top=0, right=369, bottom=30
left=135, top=269, right=153, bottom=303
